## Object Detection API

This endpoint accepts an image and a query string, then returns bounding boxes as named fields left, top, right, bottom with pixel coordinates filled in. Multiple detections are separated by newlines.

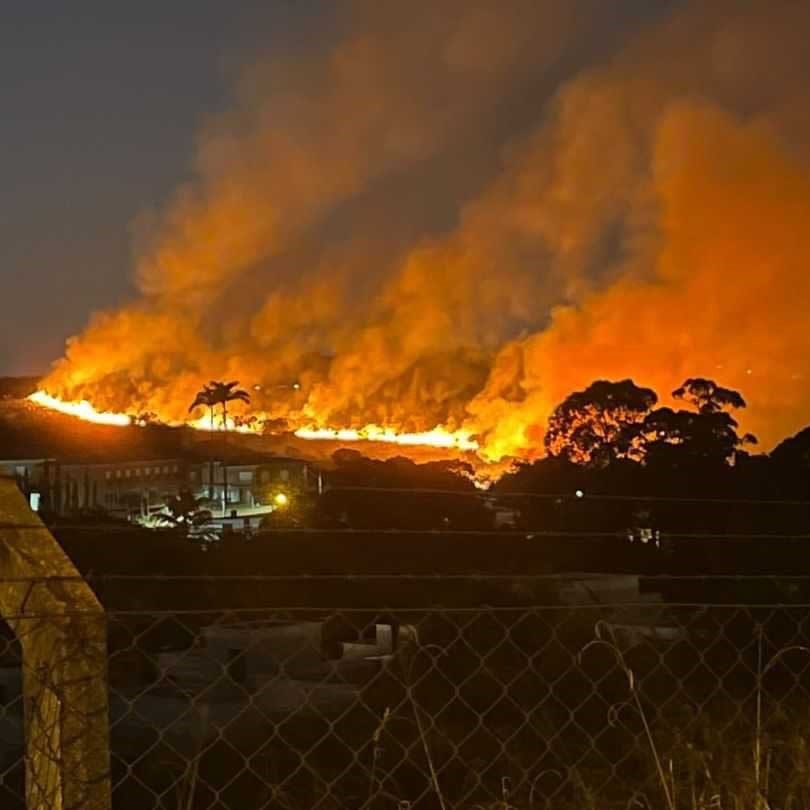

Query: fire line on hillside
left=28, top=390, right=480, bottom=452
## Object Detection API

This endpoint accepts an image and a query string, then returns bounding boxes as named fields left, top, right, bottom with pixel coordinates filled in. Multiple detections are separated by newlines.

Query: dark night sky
left=4, top=1, right=808, bottom=455
left=0, top=1, right=675, bottom=379
left=0, top=1, right=324, bottom=375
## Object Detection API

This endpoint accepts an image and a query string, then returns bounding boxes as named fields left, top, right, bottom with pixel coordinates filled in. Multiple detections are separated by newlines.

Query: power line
left=1, top=572, right=810, bottom=583
left=6, top=520, right=810, bottom=541
left=326, top=485, right=810, bottom=507
left=33, top=526, right=810, bottom=541
left=1, top=601, right=809, bottom=621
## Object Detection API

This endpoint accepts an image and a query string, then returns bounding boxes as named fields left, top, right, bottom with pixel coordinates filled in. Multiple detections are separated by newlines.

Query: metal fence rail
left=3, top=588, right=810, bottom=809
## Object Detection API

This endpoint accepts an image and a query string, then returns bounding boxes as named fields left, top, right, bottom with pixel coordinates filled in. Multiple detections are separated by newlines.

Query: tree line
left=543, top=377, right=757, bottom=469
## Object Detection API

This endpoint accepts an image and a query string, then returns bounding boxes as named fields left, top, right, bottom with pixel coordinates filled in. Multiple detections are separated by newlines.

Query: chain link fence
left=2, top=578, right=810, bottom=809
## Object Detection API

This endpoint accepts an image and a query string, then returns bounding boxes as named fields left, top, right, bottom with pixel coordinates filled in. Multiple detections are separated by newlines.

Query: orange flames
left=29, top=389, right=261, bottom=433
left=28, top=390, right=481, bottom=453
left=32, top=2, right=810, bottom=465
left=293, top=425, right=479, bottom=452
left=29, top=390, right=133, bottom=427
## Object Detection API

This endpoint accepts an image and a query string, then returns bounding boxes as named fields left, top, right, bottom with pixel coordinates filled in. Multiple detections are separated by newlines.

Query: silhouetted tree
left=644, top=378, right=756, bottom=468
left=544, top=379, right=658, bottom=467
left=189, top=384, right=218, bottom=499
left=673, top=378, right=747, bottom=414
left=208, top=381, right=250, bottom=506
left=767, top=426, right=810, bottom=500
left=771, top=426, right=810, bottom=472
left=207, top=380, right=251, bottom=429
left=189, top=381, right=251, bottom=505
left=189, top=384, right=217, bottom=429
left=320, top=451, right=486, bottom=530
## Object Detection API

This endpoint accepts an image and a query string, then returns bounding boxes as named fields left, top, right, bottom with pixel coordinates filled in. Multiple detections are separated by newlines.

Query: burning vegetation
left=30, top=1, right=810, bottom=463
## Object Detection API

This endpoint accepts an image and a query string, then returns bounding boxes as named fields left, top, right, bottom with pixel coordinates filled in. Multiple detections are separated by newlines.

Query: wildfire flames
left=30, top=2, right=810, bottom=463
left=29, top=390, right=132, bottom=427
left=293, top=426, right=478, bottom=452
left=28, top=390, right=481, bottom=453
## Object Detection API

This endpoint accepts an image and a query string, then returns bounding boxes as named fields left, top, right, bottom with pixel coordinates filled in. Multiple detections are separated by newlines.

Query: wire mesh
left=3, top=581, right=810, bottom=808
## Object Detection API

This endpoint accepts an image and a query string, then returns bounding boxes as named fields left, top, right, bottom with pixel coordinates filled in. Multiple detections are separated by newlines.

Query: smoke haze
left=44, top=0, right=810, bottom=460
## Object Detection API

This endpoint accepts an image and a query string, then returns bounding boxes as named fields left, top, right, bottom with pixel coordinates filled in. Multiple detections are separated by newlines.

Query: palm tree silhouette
left=189, top=381, right=251, bottom=507
left=207, top=380, right=251, bottom=430
left=189, top=384, right=218, bottom=499
left=189, top=385, right=217, bottom=427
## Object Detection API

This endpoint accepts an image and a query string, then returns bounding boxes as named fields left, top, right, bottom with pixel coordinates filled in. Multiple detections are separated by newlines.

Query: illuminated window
left=279, top=469, right=289, bottom=482
left=163, top=466, right=170, bottom=474
left=105, top=471, right=111, bottom=480
left=238, top=471, right=253, bottom=482
left=125, top=470, right=131, bottom=478
left=116, top=470, right=122, bottom=479
left=135, top=469, right=142, bottom=477
left=153, top=467, right=160, bottom=475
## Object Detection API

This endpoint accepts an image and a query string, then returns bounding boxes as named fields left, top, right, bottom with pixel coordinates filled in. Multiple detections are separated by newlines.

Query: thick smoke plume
left=44, top=0, right=810, bottom=460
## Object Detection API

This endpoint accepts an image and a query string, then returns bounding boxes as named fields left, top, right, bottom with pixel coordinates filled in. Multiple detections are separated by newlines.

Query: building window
left=279, top=469, right=289, bottom=482
left=15, top=466, right=25, bottom=477
left=153, top=467, right=160, bottom=475
left=125, top=470, right=131, bottom=478
left=116, top=470, right=122, bottom=479
left=163, top=466, right=170, bottom=474
left=105, top=471, right=111, bottom=480
left=135, top=468, right=142, bottom=477
left=260, top=471, right=270, bottom=484
left=172, top=465, right=178, bottom=473
left=238, top=471, right=253, bottom=482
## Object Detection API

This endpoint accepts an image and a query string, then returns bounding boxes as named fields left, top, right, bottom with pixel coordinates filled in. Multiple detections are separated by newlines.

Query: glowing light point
left=273, top=492, right=289, bottom=507
left=575, top=489, right=584, bottom=499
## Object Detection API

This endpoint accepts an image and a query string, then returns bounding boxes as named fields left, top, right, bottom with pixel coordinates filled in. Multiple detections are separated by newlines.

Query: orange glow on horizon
left=28, top=390, right=133, bottom=427
left=293, top=425, right=479, bottom=451
left=28, top=390, right=481, bottom=453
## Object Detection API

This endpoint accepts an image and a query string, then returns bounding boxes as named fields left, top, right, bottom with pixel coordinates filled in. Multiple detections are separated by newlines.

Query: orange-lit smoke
left=41, top=0, right=810, bottom=462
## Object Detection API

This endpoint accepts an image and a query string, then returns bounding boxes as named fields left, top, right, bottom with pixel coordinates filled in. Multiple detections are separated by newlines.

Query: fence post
left=0, top=477, right=111, bottom=810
